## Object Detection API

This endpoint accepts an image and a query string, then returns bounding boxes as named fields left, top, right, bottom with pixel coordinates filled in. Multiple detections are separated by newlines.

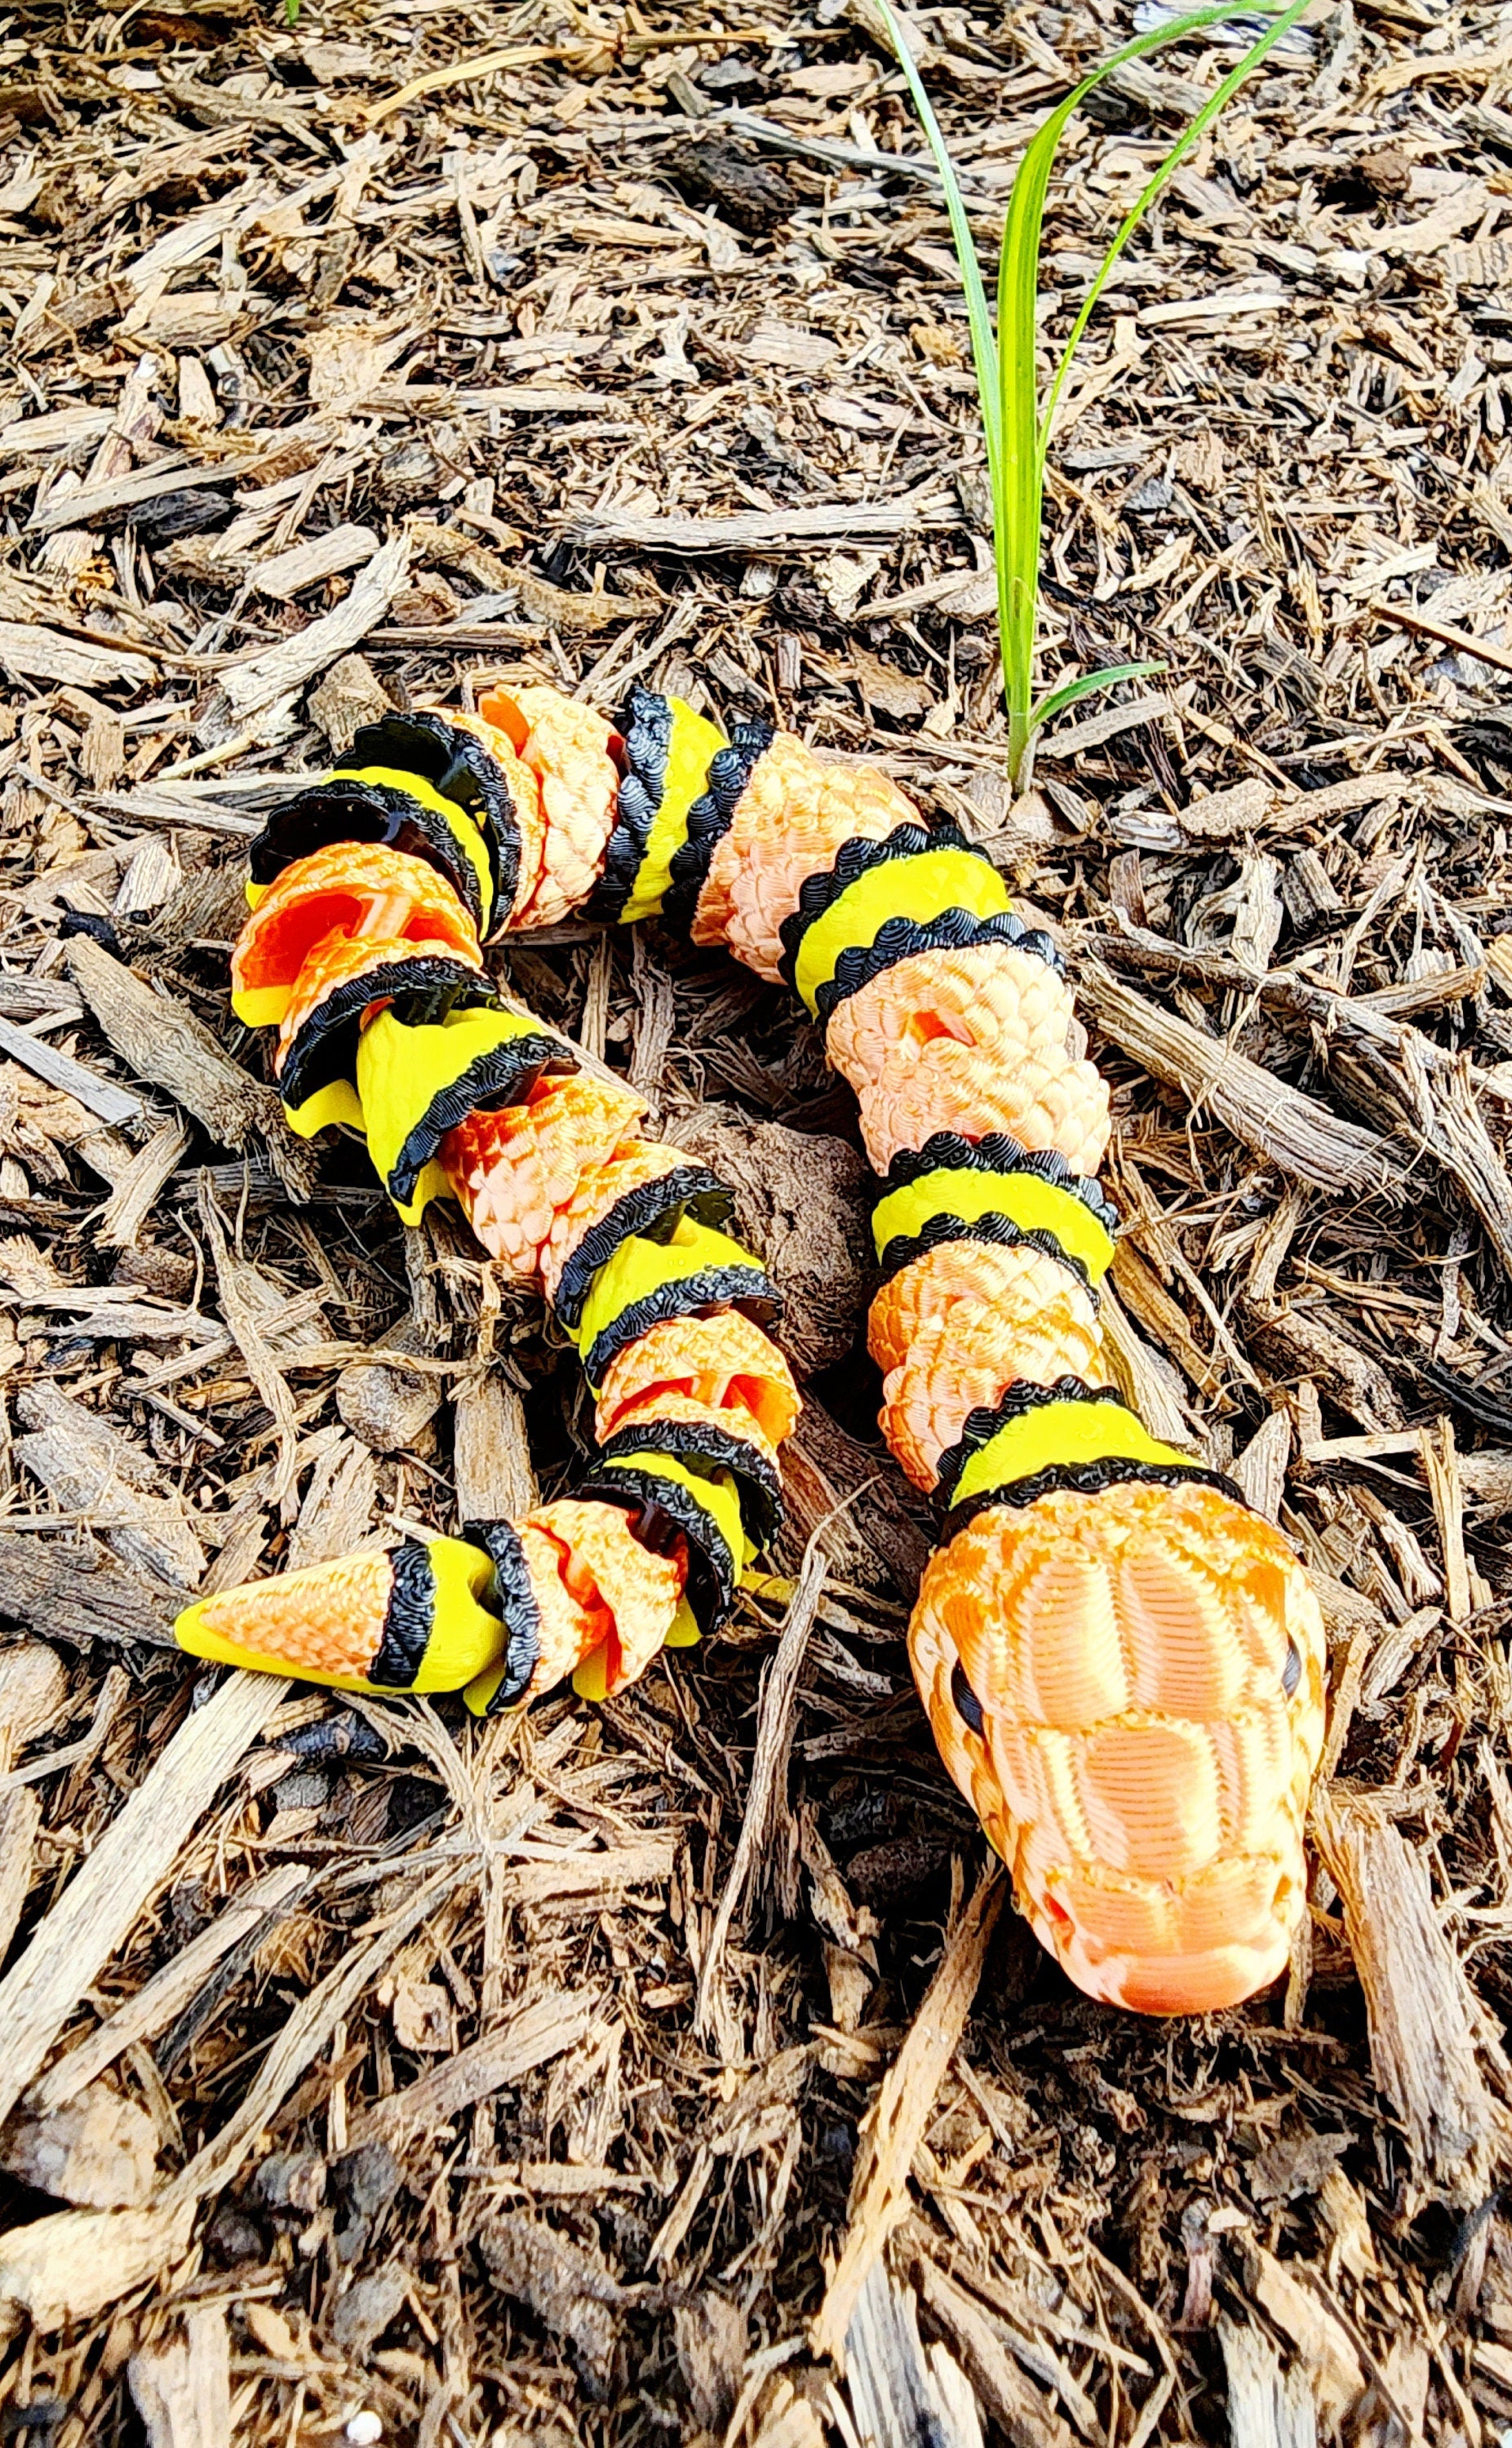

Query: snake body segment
left=185, top=679, right=1325, bottom=2014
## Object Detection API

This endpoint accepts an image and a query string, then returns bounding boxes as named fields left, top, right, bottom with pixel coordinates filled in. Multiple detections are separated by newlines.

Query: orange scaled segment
left=596, top=1387, right=782, bottom=1477
left=594, top=1310, right=801, bottom=1452
left=446, top=708, right=549, bottom=926
left=441, top=1072, right=646, bottom=1282
left=539, top=1138, right=691, bottom=1308
left=869, top=1240, right=1092, bottom=1377
left=233, top=842, right=479, bottom=1022
left=181, top=1550, right=398, bottom=1682
left=482, top=685, right=619, bottom=930
left=693, top=731, right=920, bottom=981
left=908, top=1481, right=1327, bottom=2015
left=824, top=942, right=1109, bottom=1176
left=880, top=1288, right=1107, bottom=1492
left=519, top=1499, right=687, bottom=1697
left=273, top=929, right=484, bottom=1079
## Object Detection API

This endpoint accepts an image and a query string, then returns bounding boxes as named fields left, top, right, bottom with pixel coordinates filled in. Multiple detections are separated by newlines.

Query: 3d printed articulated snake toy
left=176, top=680, right=1327, bottom=2016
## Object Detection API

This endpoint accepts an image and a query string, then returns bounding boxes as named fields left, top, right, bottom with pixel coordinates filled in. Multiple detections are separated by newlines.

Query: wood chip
left=0, top=1668, right=286, bottom=2131
left=812, top=1867, right=1004, bottom=2362
left=1313, top=1792, right=1508, bottom=2207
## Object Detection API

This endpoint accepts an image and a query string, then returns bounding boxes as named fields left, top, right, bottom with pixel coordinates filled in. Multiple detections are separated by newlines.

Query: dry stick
left=348, top=1985, right=605, bottom=2151
left=33, top=1862, right=312, bottom=2114
left=1079, top=963, right=1408, bottom=1199
left=843, top=2259, right=983, bottom=2448
left=0, top=1664, right=129, bottom=1795
left=197, top=1180, right=303, bottom=1519
left=69, top=938, right=317, bottom=1204
left=163, top=1859, right=470, bottom=2203
left=812, top=1865, right=1005, bottom=2366
left=0, top=1666, right=288, bottom=2131
left=694, top=1538, right=828, bottom=2051
left=0, top=1859, right=470, bottom=2337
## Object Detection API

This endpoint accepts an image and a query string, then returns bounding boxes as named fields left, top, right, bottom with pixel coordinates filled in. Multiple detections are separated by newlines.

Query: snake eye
left=951, top=1659, right=986, bottom=1735
left=1282, top=1638, right=1301, bottom=1697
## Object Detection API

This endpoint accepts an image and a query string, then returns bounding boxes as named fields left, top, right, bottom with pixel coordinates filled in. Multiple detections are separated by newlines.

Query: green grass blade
left=870, top=0, right=999, bottom=496
left=995, top=2, right=1296, bottom=776
left=881, top=0, right=1308, bottom=787
left=1029, top=660, right=1168, bottom=736
left=1038, top=0, right=1311, bottom=460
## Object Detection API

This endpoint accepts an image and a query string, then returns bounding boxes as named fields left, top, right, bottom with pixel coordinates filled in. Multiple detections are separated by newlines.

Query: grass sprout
left=875, top=0, right=1311, bottom=787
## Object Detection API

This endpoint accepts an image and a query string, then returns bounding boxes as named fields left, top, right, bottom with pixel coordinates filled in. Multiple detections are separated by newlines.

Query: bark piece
left=454, top=1370, right=537, bottom=1525
left=562, top=487, right=952, bottom=554
left=15, top=1381, right=207, bottom=1588
left=0, top=1010, right=144, bottom=1129
left=0, top=1643, right=66, bottom=1973
left=911, top=2256, right=1080, bottom=2448
left=336, top=1314, right=444, bottom=1454
left=215, top=528, right=410, bottom=726
left=0, top=2081, right=157, bottom=2208
left=251, top=521, right=378, bottom=601
left=478, top=2211, right=629, bottom=2398
left=1313, top=1792, right=1507, bottom=2206
left=1080, top=964, right=1407, bottom=1199
left=674, top=2295, right=747, bottom=2434
left=67, top=936, right=317, bottom=1200
left=0, top=2198, right=197, bottom=2339
left=674, top=1115, right=873, bottom=1378
left=129, top=2307, right=233, bottom=2448
left=1218, top=2313, right=1318, bottom=2448
left=284, top=1437, right=378, bottom=1571
left=782, top=1401, right=931, bottom=1596
left=308, top=652, right=390, bottom=755
left=33, top=1862, right=311, bottom=2113
left=0, top=622, right=156, bottom=692
left=845, top=2260, right=983, bottom=2448
left=0, top=1534, right=179, bottom=1651
left=1234, top=2242, right=1363, bottom=2433
left=1242, top=1301, right=1403, bottom=1433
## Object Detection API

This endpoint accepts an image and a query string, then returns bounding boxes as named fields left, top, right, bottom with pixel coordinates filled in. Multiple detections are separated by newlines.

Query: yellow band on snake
left=951, top=1400, right=1192, bottom=1513
left=622, top=701, right=729, bottom=925
left=871, top=1165, right=1115, bottom=1283
left=331, top=765, right=495, bottom=931
left=573, top=1218, right=767, bottom=1373
left=593, top=1449, right=751, bottom=1570
left=356, top=1004, right=551, bottom=1226
left=794, top=846, right=1010, bottom=1016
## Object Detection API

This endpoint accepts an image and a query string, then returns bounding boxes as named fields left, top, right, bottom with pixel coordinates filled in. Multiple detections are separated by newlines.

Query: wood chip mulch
left=1, top=0, right=1512, bottom=2439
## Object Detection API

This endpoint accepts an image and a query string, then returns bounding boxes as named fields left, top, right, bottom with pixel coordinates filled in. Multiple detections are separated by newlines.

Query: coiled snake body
left=179, top=684, right=1326, bottom=2015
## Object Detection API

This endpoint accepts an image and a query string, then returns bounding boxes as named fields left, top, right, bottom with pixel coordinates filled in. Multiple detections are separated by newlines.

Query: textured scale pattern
left=273, top=930, right=483, bottom=1079
left=822, top=941, right=1111, bottom=1173
left=486, top=685, right=621, bottom=930
left=868, top=1240, right=1098, bottom=1377
left=233, top=840, right=481, bottom=1013
left=539, top=1138, right=692, bottom=1306
left=910, top=1485, right=1325, bottom=2013
left=593, top=1310, right=802, bottom=1452
left=188, top=673, right=1328, bottom=2016
left=443, top=1073, right=647, bottom=1280
left=184, top=1550, right=399, bottom=1681
left=520, top=1501, right=687, bottom=1698
left=690, top=730, right=920, bottom=979
left=880, top=1287, right=1109, bottom=1492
